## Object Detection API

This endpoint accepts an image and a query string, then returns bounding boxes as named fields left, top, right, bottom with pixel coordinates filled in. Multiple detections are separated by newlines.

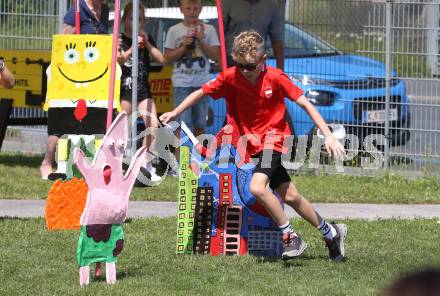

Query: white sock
left=318, top=220, right=337, bottom=240
left=278, top=222, right=294, bottom=235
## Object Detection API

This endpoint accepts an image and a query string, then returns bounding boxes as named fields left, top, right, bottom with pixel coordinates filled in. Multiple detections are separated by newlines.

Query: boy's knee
left=283, top=188, right=302, bottom=205
left=249, top=184, right=266, bottom=199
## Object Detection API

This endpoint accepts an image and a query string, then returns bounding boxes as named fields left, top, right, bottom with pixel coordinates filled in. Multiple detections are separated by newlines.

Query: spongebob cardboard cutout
left=45, top=34, right=121, bottom=110
left=44, top=34, right=121, bottom=182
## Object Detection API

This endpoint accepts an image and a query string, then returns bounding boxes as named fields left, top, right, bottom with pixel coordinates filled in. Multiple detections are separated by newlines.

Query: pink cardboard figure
left=74, top=112, right=146, bottom=286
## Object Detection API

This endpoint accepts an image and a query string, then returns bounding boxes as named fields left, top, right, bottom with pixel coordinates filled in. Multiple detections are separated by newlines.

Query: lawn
left=1, top=217, right=439, bottom=295
left=1, top=152, right=440, bottom=203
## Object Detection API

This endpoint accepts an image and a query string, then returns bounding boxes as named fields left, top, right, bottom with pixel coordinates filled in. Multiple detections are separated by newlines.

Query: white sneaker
left=149, top=167, right=162, bottom=183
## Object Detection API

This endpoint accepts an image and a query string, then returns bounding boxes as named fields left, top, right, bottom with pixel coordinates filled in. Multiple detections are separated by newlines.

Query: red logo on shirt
left=264, top=85, right=273, bottom=98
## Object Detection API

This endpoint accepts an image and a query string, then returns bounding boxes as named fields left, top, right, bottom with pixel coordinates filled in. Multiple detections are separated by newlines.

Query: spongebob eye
left=64, top=49, right=79, bottom=64
left=84, top=47, right=99, bottom=62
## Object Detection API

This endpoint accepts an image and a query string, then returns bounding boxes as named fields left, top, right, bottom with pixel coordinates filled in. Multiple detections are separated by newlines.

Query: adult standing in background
left=40, top=0, right=109, bottom=179
left=222, top=0, right=284, bottom=70
left=62, top=0, right=109, bottom=34
left=0, top=58, right=15, bottom=89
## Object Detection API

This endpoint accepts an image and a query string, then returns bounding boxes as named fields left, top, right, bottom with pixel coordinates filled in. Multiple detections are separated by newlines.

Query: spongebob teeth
left=75, top=83, right=89, bottom=88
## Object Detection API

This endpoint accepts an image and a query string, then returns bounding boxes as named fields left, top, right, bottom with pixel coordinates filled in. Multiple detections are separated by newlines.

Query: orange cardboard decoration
left=45, top=178, right=88, bottom=230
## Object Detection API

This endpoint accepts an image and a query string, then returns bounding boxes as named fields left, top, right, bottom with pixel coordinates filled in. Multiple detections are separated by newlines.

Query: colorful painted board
left=176, top=126, right=283, bottom=257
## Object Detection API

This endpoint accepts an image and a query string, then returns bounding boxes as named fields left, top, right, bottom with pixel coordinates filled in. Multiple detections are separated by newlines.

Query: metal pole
left=163, top=0, right=169, bottom=8
left=58, top=0, right=67, bottom=33
left=74, top=0, right=80, bottom=34
left=132, top=0, right=139, bottom=156
left=384, top=0, right=393, bottom=171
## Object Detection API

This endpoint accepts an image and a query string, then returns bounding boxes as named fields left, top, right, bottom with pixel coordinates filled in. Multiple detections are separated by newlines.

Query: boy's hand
left=159, top=111, right=177, bottom=124
left=182, top=36, right=194, bottom=48
left=324, top=135, right=346, bottom=161
left=194, top=23, right=205, bottom=41
left=117, top=35, right=123, bottom=50
left=138, top=34, right=146, bottom=48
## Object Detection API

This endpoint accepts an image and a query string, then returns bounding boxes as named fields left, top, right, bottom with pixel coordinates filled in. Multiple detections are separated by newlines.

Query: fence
left=285, top=0, right=440, bottom=176
left=0, top=0, right=67, bottom=152
left=1, top=0, right=439, bottom=176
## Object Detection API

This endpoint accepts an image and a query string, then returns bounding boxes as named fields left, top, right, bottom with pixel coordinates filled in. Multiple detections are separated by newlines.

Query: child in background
left=160, top=31, right=348, bottom=261
left=118, top=2, right=166, bottom=184
left=163, top=0, right=220, bottom=176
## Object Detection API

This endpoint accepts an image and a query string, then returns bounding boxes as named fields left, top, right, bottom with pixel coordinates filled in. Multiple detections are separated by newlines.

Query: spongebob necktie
left=74, top=99, right=88, bottom=121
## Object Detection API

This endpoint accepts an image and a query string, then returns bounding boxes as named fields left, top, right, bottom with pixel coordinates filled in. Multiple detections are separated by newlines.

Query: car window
left=267, top=23, right=340, bottom=58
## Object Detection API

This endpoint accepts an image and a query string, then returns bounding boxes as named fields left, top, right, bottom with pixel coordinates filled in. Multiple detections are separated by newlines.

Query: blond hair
left=231, top=31, right=265, bottom=61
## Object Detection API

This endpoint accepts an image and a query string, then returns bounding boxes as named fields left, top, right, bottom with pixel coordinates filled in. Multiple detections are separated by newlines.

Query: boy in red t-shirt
left=160, top=31, right=347, bottom=261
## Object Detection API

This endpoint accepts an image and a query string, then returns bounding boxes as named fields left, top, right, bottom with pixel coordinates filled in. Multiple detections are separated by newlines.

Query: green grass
left=1, top=217, right=439, bottom=295
left=2, top=152, right=440, bottom=203
left=0, top=152, right=177, bottom=201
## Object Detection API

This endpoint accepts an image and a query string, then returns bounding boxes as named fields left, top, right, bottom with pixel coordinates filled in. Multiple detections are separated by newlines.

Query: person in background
left=163, top=0, right=220, bottom=176
left=222, top=0, right=284, bottom=70
left=0, top=58, right=15, bottom=89
left=39, top=0, right=109, bottom=180
left=383, top=268, right=440, bottom=296
left=62, top=0, right=109, bottom=34
left=117, top=2, right=166, bottom=184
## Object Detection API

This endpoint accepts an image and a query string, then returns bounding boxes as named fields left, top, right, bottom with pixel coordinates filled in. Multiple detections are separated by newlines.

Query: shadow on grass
left=0, top=153, right=43, bottom=168
left=87, top=265, right=142, bottom=283
left=280, top=253, right=322, bottom=268
left=254, top=253, right=319, bottom=266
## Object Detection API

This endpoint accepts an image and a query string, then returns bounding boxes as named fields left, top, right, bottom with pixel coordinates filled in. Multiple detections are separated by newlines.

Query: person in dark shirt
left=222, top=0, right=284, bottom=70
left=63, top=0, right=109, bottom=34
left=117, top=2, right=166, bottom=183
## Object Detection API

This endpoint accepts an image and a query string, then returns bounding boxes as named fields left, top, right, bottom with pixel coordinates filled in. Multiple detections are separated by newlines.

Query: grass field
left=1, top=152, right=440, bottom=203
left=1, top=217, right=439, bottom=295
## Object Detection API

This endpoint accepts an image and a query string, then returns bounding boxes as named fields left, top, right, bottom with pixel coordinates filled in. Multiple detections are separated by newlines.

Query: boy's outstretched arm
left=159, top=88, right=205, bottom=124
left=296, top=95, right=346, bottom=160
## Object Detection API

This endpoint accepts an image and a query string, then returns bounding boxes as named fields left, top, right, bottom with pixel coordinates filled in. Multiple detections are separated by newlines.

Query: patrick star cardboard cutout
left=74, top=112, right=146, bottom=286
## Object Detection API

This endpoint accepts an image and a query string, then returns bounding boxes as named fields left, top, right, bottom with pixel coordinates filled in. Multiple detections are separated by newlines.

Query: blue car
left=206, top=22, right=411, bottom=151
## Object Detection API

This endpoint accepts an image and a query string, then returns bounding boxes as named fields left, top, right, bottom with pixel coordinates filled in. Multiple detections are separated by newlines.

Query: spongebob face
left=46, top=35, right=121, bottom=109
left=60, top=41, right=107, bottom=85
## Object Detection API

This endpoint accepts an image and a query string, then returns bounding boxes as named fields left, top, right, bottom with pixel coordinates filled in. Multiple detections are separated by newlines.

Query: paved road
left=1, top=200, right=439, bottom=220
left=392, top=95, right=440, bottom=161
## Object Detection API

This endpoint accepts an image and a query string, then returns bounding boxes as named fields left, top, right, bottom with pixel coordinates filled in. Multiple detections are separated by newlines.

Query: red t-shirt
left=202, top=66, right=303, bottom=156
